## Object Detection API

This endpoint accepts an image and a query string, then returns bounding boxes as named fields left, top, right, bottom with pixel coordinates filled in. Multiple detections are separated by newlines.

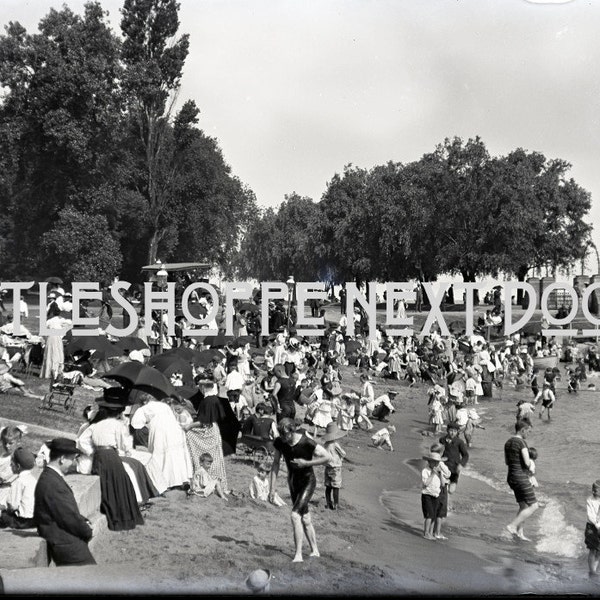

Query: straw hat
left=322, top=422, right=347, bottom=443
left=245, top=569, right=271, bottom=593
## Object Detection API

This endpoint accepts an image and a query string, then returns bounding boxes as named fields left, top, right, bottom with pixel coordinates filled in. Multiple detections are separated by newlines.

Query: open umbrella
left=114, top=336, right=149, bottom=352
left=186, top=303, right=208, bottom=319
left=45, top=276, right=63, bottom=285
left=238, top=302, right=260, bottom=313
left=148, top=354, right=194, bottom=385
left=344, top=340, right=362, bottom=354
left=102, top=362, right=175, bottom=399
left=66, top=335, right=122, bottom=359
left=203, top=333, right=235, bottom=347
left=193, top=348, right=226, bottom=367
left=520, top=321, right=543, bottom=336
left=175, top=385, right=200, bottom=400
left=162, top=346, right=215, bottom=366
left=162, top=346, right=197, bottom=361
left=231, top=335, right=255, bottom=349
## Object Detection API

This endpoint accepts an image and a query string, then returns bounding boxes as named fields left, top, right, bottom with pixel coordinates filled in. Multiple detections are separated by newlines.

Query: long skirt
left=92, top=448, right=144, bottom=531
left=121, top=456, right=159, bottom=504
left=186, top=424, right=228, bottom=493
left=40, top=336, right=64, bottom=379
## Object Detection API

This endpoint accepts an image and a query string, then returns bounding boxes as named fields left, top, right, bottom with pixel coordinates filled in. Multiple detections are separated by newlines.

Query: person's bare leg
left=215, top=481, right=228, bottom=501
left=589, top=549, right=599, bottom=577
left=302, top=513, right=319, bottom=557
left=291, top=512, right=304, bottom=562
left=423, top=517, right=434, bottom=539
left=507, top=502, right=538, bottom=538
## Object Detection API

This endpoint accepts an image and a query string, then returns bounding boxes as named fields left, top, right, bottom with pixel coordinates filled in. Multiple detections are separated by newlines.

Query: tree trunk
left=148, top=229, right=160, bottom=266
left=516, top=265, right=529, bottom=305
left=461, top=270, right=479, bottom=305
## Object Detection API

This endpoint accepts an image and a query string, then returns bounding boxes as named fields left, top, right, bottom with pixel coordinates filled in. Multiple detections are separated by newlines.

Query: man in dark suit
left=34, top=438, right=96, bottom=566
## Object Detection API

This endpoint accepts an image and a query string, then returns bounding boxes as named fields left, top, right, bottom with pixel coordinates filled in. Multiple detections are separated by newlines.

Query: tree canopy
left=241, top=136, right=592, bottom=287
left=0, top=0, right=257, bottom=282
left=0, top=2, right=592, bottom=286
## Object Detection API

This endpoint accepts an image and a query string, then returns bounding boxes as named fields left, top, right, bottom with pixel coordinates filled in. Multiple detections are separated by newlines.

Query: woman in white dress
left=40, top=310, right=72, bottom=379
left=130, top=390, right=193, bottom=490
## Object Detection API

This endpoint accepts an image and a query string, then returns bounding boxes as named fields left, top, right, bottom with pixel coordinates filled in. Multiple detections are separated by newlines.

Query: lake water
left=379, top=372, right=600, bottom=581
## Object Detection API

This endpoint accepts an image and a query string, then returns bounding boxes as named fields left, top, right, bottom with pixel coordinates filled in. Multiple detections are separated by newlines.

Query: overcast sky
left=4, top=0, right=600, bottom=271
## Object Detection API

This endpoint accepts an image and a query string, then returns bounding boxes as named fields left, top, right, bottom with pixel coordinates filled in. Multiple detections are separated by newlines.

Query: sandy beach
left=3, top=301, right=600, bottom=595
left=84, top=361, right=600, bottom=596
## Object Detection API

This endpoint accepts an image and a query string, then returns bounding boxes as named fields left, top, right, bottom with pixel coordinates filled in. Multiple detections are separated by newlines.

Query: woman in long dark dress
left=504, top=417, right=539, bottom=541
left=269, top=418, right=331, bottom=562
left=77, top=401, right=144, bottom=531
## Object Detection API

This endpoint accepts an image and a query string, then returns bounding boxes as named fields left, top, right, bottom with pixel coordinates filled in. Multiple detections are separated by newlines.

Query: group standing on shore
left=2, top=285, right=598, bottom=574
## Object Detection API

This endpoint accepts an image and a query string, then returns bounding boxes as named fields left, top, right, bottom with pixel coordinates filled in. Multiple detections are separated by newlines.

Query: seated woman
left=63, top=350, right=114, bottom=390
left=76, top=395, right=145, bottom=531
left=0, top=345, right=42, bottom=399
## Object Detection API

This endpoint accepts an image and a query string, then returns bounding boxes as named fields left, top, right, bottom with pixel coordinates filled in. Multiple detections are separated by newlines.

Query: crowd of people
left=1, top=282, right=600, bottom=574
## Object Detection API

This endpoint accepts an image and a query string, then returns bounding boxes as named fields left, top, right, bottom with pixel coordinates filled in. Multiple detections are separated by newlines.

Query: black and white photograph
left=0, top=0, right=599, bottom=595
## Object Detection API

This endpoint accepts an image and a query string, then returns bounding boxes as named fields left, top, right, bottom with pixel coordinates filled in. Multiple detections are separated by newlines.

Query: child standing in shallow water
left=586, top=480, right=600, bottom=579
left=421, top=450, right=450, bottom=540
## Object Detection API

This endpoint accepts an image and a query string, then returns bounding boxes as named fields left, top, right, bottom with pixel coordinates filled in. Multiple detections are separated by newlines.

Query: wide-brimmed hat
left=288, top=337, right=300, bottom=348
left=245, top=569, right=271, bottom=593
left=46, top=437, right=79, bottom=456
left=95, top=386, right=130, bottom=409
left=322, top=422, right=347, bottom=443
left=422, top=451, right=447, bottom=462
left=387, top=389, right=399, bottom=396
left=432, top=384, right=446, bottom=396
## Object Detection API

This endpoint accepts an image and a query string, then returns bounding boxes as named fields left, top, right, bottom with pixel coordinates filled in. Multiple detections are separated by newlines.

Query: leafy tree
left=42, top=207, right=122, bottom=283
left=317, top=165, right=375, bottom=287
left=169, top=117, right=258, bottom=274
left=120, top=0, right=190, bottom=265
left=236, top=194, right=319, bottom=281
left=369, top=160, right=443, bottom=282
left=0, top=2, right=124, bottom=278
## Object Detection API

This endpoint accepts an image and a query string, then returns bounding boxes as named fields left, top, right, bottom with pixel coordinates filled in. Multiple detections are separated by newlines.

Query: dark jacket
left=438, top=435, right=469, bottom=474
left=34, top=466, right=96, bottom=566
